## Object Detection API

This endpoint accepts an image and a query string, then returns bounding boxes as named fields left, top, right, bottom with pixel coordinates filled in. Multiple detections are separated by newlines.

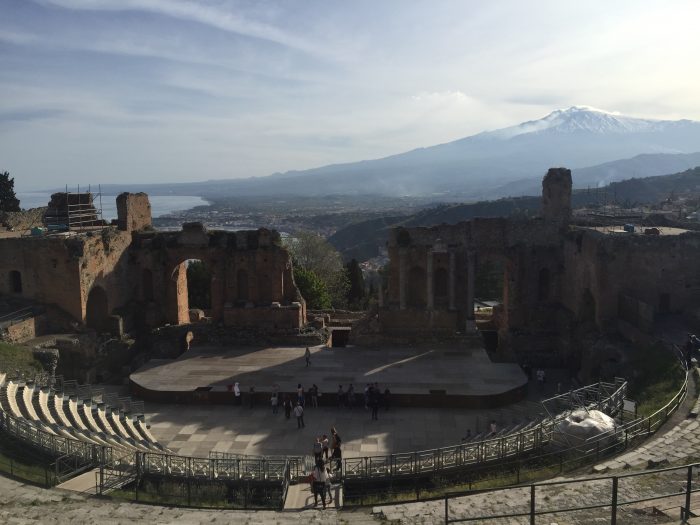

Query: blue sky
left=2, top=0, right=700, bottom=190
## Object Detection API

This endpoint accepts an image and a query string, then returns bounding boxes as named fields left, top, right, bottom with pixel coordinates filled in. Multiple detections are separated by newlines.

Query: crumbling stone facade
left=0, top=193, right=306, bottom=336
left=378, top=168, right=700, bottom=362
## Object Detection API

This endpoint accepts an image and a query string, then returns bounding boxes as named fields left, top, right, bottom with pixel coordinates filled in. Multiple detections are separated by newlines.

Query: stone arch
left=434, top=267, right=448, bottom=299
left=86, top=285, right=109, bottom=332
left=538, top=268, right=550, bottom=301
left=142, top=268, right=154, bottom=302
left=258, top=273, right=272, bottom=305
left=237, top=269, right=249, bottom=302
left=407, top=266, right=426, bottom=307
left=9, top=270, right=22, bottom=294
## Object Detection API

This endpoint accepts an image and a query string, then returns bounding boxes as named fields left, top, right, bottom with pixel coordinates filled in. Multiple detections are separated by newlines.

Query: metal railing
left=444, top=462, right=700, bottom=524
left=344, top=379, right=627, bottom=481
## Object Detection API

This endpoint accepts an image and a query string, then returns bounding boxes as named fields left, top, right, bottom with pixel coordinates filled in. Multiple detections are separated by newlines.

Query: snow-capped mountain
left=489, top=106, right=682, bottom=138
left=94, top=106, right=700, bottom=199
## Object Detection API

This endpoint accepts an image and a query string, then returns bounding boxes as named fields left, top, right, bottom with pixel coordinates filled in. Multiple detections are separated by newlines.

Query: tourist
left=305, top=347, right=311, bottom=367
left=489, top=420, right=497, bottom=436
left=347, top=384, right=355, bottom=409
left=337, top=384, right=345, bottom=408
left=325, top=463, right=334, bottom=503
left=310, top=383, right=319, bottom=408
left=248, top=386, right=255, bottom=408
left=370, top=387, right=379, bottom=421
left=283, top=395, right=292, bottom=419
left=364, top=383, right=370, bottom=409
left=233, top=382, right=241, bottom=406
left=271, top=391, right=278, bottom=414
left=294, top=402, right=305, bottom=429
left=331, top=426, right=342, bottom=451
left=383, top=387, right=391, bottom=411
left=297, top=383, right=305, bottom=406
left=331, top=443, right=342, bottom=473
left=321, top=434, right=330, bottom=459
left=536, top=368, right=546, bottom=390
left=311, top=459, right=327, bottom=508
left=313, top=436, right=323, bottom=461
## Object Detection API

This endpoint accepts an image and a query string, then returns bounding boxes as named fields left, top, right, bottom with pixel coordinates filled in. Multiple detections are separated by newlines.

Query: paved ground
left=131, top=343, right=526, bottom=397
left=148, top=400, right=550, bottom=458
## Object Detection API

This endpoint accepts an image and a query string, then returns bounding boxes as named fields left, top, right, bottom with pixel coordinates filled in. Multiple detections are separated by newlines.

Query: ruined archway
left=86, top=286, right=109, bottom=332
left=407, top=266, right=426, bottom=307
left=142, top=268, right=154, bottom=302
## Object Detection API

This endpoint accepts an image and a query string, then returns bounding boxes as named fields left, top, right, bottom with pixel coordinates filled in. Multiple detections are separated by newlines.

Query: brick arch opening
left=86, top=285, right=109, bottom=332
left=168, top=259, right=212, bottom=324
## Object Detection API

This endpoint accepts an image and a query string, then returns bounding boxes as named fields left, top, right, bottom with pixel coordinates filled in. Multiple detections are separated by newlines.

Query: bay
left=16, top=192, right=209, bottom=220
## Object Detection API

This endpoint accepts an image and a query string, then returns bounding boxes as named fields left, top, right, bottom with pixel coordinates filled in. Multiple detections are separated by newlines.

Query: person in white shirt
left=294, top=402, right=305, bottom=429
left=311, top=460, right=328, bottom=508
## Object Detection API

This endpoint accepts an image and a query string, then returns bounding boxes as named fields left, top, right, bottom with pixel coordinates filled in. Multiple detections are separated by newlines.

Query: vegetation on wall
left=186, top=260, right=211, bottom=310
left=0, top=171, right=20, bottom=212
left=285, top=230, right=349, bottom=308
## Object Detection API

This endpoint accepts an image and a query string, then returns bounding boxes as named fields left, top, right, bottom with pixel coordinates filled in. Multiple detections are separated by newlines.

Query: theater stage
left=130, top=343, right=527, bottom=408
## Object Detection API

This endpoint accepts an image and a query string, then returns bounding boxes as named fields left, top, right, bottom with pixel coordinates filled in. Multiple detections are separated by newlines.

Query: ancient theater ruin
left=0, top=192, right=306, bottom=345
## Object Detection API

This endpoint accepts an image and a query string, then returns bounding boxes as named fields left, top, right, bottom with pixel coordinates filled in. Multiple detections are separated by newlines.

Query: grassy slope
left=0, top=341, right=43, bottom=376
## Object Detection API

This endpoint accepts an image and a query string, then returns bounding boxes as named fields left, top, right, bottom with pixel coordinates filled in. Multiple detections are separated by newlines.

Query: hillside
left=329, top=167, right=700, bottom=261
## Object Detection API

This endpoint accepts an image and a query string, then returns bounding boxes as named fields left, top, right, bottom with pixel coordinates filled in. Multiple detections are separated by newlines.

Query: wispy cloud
left=35, top=0, right=336, bottom=59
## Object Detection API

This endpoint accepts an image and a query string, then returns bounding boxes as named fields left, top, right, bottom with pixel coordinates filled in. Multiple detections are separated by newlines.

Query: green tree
left=285, top=230, right=349, bottom=308
left=345, top=258, right=366, bottom=309
left=186, top=260, right=211, bottom=310
left=0, top=172, right=20, bottom=212
left=293, top=266, right=332, bottom=309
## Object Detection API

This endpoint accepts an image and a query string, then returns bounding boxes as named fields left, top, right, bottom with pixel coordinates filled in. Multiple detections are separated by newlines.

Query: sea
left=16, top=192, right=209, bottom=220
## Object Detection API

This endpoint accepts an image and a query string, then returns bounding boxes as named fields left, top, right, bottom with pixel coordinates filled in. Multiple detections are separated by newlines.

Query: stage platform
left=131, top=342, right=527, bottom=408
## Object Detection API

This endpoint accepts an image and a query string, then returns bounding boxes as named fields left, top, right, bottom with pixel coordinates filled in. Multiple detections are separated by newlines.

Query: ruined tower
left=116, top=192, right=152, bottom=232
left=541, top=167, right=572, bottom=222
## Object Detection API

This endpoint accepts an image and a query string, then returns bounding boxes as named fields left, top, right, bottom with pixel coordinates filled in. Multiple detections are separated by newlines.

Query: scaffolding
left=44, top=184, right=105, bottom=232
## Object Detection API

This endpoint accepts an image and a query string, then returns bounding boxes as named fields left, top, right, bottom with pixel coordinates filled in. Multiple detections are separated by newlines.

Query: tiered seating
left=0, top=373, right=169, bottom=456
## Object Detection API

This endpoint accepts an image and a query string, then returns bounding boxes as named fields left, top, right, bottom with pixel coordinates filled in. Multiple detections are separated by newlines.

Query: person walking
left=271, top=391, right=278, bottom=414
left=248, top=386, right=255, bottom=408
left=331, top=443, right=342, bottom=473
left=383, top=387, right=391, bottom=411
left=313, top=436, right=323, bottom=462
left=294, top=402, right=305, bottom=429
left=370, top=388, right=379, bottom=421
left=324, top=463, right=334, bottom=504
left=297, top=383, right=305, bottom=407
left=233, top=382, right=241, bottom=406
left=311, top=459, right=327, bottom=508
left=283, top=395, right=292, bottom=420
left=337, top=384, right=345, bottom=408
left=310, top=384, right=319, bottom=408
left=305, top=347, right=311, bottom=367
left=347, top=384, right=355, bottom=409
left=321, top=434, right=330, bottom=460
